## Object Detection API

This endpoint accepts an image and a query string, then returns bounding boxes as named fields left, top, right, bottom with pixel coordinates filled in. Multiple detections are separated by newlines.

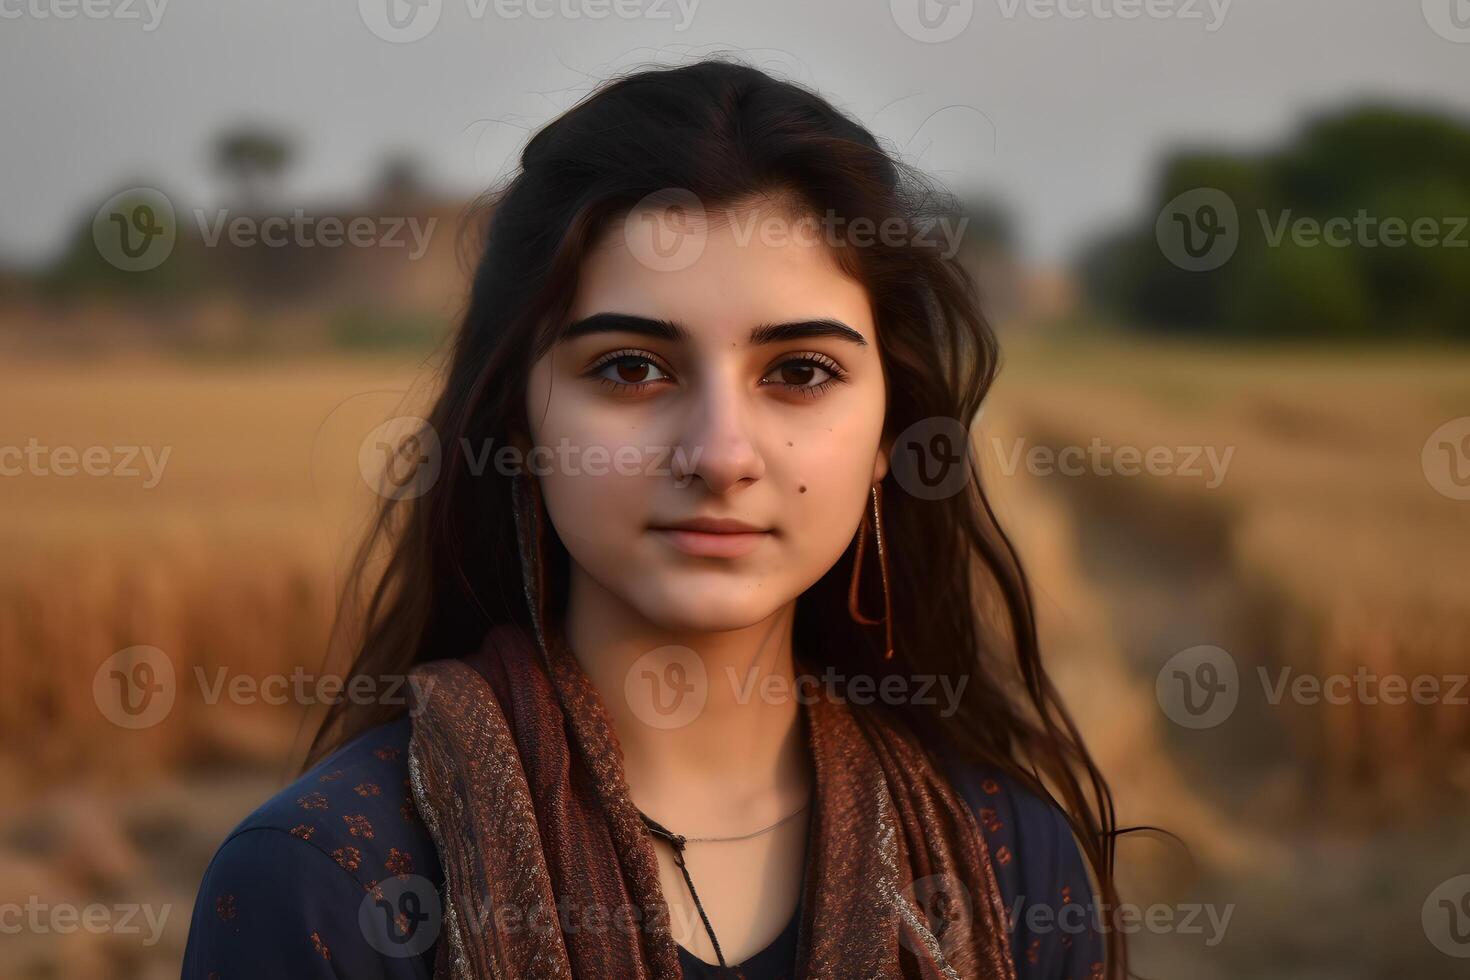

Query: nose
left=674, top=370, right=766, bottom=493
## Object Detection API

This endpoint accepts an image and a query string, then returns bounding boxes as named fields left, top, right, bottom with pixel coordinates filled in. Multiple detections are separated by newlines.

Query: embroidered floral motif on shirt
left=343, top=814, right=375, bottom=839
left=386, top=847, right=413, bottom=877
left=297, top=792, right=329, bottom=810
left=214, top=895, right=236, bottom=921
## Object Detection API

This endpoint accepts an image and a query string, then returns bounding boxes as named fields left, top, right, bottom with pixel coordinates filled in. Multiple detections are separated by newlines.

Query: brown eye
left=764, top=357, right=836, bottom=389
left=759, top=353, right=848, bottom=400
left=591, top=353, right=671, bottom=389
left=777, top=362, right=817, bottom=386
left=614, top=359, right=651, bottom=383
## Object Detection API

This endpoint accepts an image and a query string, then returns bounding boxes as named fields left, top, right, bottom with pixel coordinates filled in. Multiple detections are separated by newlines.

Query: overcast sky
left=2, top=0, right=1467, bottom=267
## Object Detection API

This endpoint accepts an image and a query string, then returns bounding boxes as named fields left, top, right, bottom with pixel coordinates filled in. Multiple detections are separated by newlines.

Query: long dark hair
left=308, top=55, right=1125, bottom=976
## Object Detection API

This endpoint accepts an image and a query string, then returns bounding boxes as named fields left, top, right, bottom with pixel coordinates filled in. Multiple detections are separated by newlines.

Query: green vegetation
left=1080, top=104, right=1470, bottom=339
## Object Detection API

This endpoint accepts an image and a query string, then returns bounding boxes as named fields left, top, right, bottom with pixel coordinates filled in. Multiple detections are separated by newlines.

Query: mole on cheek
left=799, top=485, right=807, bottom=493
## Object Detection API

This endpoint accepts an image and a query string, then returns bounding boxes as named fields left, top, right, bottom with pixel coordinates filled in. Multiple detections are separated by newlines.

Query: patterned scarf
left=406, top=621, right=1017, bottom=979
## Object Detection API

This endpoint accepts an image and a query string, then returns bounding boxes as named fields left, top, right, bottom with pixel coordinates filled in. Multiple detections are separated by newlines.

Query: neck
left=561, top=567, right=811, bottom=818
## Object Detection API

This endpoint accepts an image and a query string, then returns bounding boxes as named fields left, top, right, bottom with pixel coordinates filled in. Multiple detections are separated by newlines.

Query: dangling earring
left=847, top=482, right=895, bottom=660
left=510, top=467, right=551, bottom=659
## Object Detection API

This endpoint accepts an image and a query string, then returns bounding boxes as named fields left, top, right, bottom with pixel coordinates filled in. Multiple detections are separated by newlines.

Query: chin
left=629, top=577, right=787, bottom=634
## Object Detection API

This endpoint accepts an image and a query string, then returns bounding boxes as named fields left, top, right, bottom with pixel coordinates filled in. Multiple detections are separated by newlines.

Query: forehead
left=569, top=202, right=876, bottom=345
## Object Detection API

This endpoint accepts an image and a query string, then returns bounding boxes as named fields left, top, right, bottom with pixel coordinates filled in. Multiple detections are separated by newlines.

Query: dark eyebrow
left=561, top=312, right=869, bottom=347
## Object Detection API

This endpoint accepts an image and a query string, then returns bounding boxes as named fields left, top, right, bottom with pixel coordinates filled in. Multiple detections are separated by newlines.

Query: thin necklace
left=635, top=800, right=810, bottom=970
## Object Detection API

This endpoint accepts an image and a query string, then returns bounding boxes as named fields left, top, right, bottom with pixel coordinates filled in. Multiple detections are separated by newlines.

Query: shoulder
left=945, top=760, right=1083, bottom=906
left=181, top=715, right=443, bottom=979
left=944, top=757, right=1106, bottom=980
left=210, top=714, right=433, bottom=882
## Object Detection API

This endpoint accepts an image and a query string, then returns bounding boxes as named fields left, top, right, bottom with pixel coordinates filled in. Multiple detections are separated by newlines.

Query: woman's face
left=524, top=199, right=889, bottom=633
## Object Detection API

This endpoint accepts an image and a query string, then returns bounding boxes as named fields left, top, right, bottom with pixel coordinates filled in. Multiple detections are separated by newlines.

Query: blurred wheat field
left=989, top=332, right=1470, bottom=815
left=0, top=355, right=439, bottom=784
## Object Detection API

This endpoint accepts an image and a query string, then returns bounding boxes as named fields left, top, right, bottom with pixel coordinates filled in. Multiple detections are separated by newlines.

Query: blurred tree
left=1078, top=104, right=1470, bottom=340
left=958, top=196, right=1015, bottom=250
left=42, top=182, right=211, bottom=301
left=212, top=125, right=294, bottom=211
left=373, top=151, right=427, bottom=206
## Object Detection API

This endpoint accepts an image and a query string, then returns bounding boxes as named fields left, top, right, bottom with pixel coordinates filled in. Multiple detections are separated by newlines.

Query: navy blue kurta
left=181, top=715, right=1104, bottom=978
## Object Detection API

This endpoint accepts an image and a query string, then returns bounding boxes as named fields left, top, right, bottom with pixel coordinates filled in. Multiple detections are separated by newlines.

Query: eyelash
left=584, top=348, right=850, bottom=399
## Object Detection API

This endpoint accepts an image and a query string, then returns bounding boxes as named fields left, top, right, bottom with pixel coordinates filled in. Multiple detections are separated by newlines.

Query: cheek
left=527, top=395, right=665, bottom=551
left=779, top=416, right=885, bottom=567
left=538, top=469, right=642, bottom=556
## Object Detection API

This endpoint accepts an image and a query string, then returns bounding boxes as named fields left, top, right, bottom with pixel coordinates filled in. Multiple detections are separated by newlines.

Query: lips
left=648, top=516, right=773, bottom=558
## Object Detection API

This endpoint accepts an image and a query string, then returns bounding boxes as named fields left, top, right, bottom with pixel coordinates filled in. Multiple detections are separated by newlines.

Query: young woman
left=182, top=57, right=1121, bottom=979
